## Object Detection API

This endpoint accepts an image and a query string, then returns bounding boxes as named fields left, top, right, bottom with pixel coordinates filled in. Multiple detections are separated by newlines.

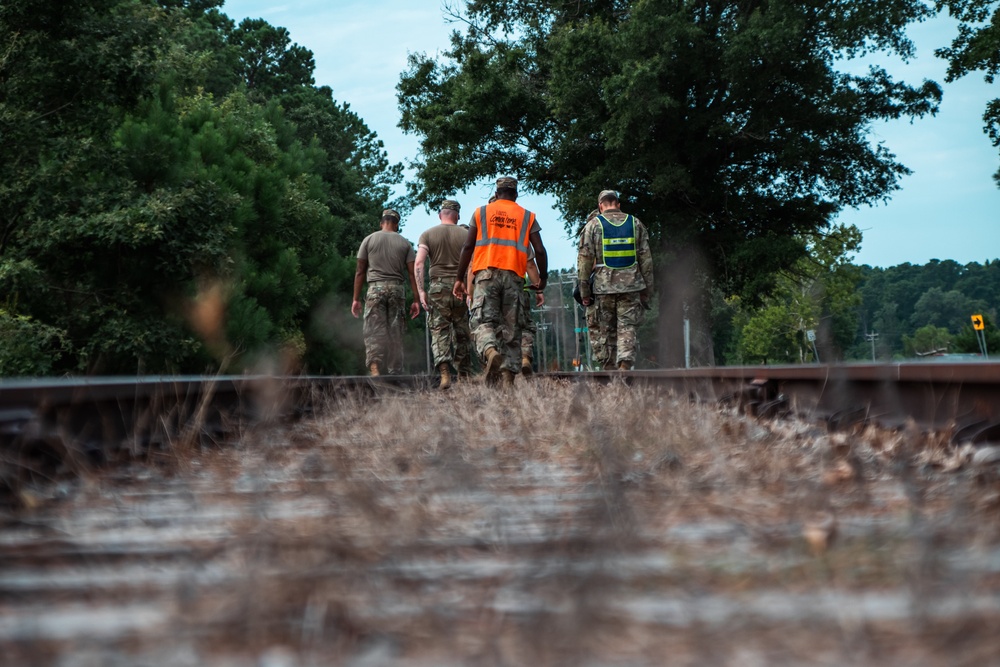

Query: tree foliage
left=853, top=259, right=999, bottom=358
left=903, top=324, right=953, bottom=356
left=936, top=0, right=1000, bottom=184
left=0, top=0, right=401, bottom=375
left=398, top=0, right=942, bottom=365
left=731, top=224, right=863, bottom=363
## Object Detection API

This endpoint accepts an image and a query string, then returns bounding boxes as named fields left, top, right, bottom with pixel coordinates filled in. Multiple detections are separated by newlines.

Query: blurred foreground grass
left=3, top=378, right=999, bottom=666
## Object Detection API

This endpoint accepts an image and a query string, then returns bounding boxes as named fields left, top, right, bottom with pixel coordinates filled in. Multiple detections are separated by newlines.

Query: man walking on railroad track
left=453, top=177, right=548, bottom=387
left=518, top=256, right=544, bottom=375
left=352, top=208, right=421, bottom=376
left=415, top=199, right=473, bottom=389
left=577, top=190, right=654, bottom=371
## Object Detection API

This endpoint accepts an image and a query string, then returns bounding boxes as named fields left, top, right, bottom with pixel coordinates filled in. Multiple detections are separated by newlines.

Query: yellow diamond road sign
left=972, top=314, right=985, bottom=331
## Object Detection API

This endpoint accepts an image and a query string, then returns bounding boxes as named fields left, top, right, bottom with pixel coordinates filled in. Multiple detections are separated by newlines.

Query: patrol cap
left=381, top=208, right=400, bottom=221
left=586, top=209, right=600, bottom=222
left=598, top=189, right=619, bottom=205
left=440, top=199, right=461, bottom=212
left=495, top=176, right=518, bottom=191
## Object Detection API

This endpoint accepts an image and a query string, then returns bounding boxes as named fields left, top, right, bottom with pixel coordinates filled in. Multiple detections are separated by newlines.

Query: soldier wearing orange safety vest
left=453, top=177, right=548, bottom=386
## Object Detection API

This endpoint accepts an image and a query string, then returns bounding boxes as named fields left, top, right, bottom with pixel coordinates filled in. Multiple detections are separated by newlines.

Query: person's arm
left=453, top=225, right=477, bottom=300
left=406, top=260, right=421, bottom=319
left=636, top=221, right=654, bottom=305
left=414, top=244, right=430, bottom=311
left=524, top=260, right=545, bottom=306
left=351, top=258, right=368, bottom=318
left=528, top=231, right=547, bottom=291
left=577, top=223, right=595, bottom=306
left=526, top=258, right=540, bottom=288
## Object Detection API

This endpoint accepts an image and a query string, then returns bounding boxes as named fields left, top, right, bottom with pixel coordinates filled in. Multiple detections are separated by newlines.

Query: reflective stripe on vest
left=471, top=201, right=533, bottom=276
left=599, top=214, right=636, bottom=269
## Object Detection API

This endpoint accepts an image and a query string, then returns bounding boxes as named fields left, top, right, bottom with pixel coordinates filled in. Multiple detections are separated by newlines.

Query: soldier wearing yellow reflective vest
left=576, top=190, right=654, bottom=370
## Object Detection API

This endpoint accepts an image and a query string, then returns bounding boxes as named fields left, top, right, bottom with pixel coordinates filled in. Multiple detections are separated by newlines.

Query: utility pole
left=536, top=321, right=549, bottom=371
left=554, top=277, right=565, bottom=370
left=572, top=284, right=581, bottom=370
left=865, top=331, right=879, bottom=362
left=683, top=302, right=690, bottom=369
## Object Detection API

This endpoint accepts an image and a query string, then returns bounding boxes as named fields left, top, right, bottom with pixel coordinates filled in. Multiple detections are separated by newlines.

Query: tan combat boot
left=500, top=369, right=516, bottom=388
left=369, top=362, right=380, bottom=377
left=484, top=346, right=502, bottom=378
left=438, top=362, right=451, bottom=390
left=521, top=355, right=533, bottom=377
left=618, top=361, right=632, bottom=371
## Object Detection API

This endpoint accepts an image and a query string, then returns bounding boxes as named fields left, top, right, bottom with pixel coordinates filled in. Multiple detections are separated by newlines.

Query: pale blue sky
left=223, top=1, right=999, bottom=271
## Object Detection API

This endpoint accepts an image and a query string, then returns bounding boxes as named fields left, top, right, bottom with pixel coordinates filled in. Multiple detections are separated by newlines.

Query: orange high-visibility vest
left=470, top=199, right=534, bottom=276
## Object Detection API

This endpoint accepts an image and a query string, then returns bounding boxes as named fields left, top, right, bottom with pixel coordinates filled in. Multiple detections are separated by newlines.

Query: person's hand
left=452, top=280, right=467, bottom=301
left=418, top=289, right=429, bottom=312
left=409, top=301, right=421, bottom=319
left=534, top=291, right=545, bottom=307
left=351, top=299, right=362, bottom=318
left=639, top=290, right=650, bottom=310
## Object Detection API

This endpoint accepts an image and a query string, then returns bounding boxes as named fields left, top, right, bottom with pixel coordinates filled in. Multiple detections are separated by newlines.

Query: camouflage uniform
left=427, top=278, right=473, bottom=374
left=418, top=200, right=474, bottom=378
left=363, top=283, right=407, bottom=373
left=469, top=268, right=524, bottom=374
left=518, top=282, right=536, bottom=365
left=464, top=177, right=546, bottom=379
left=355, top=209, right=417, bottom=375
left=577, top=194, right=654, bottom=370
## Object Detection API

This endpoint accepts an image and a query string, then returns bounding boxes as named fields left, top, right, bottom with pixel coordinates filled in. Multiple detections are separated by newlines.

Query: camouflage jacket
left=577, top=208, right=654, bottom=298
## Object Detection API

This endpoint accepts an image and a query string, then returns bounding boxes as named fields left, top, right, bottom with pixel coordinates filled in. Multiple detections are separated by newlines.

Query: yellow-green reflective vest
left=599, top=214, right=636, bottom=269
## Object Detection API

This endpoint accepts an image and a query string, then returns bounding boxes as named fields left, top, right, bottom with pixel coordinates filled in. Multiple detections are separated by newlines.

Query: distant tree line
left=1, top=0, right=403, bottom=375
left=539, top=255, right=999, bottom=370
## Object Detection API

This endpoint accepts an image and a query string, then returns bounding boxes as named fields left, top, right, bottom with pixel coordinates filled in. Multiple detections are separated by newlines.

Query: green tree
left=936, top=0, right=1000, bottom=184
left=279, top=86, right=405, bottom=257
left=909, top=286, right=982, bottom=331
left=398, top=0, right=941, bottom=365
left=0, top=0, right=397, bottom=375
left=954, top=313, right=1000, bottom=354
left=902, top=324, right=953, bottom=356
left=732, top=224, right=863, bottom=363
left=229, top=17, right=315, bottom=97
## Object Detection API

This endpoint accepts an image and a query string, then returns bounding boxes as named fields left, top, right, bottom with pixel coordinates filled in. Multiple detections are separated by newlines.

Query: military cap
left=440, top=199, right=461, bottom=212
left=586, top=209, right=600, bottom=222
left=598, top=189, right=619, bottom=204
left=495, top=176, right=518, bottom=191
left=381, top=208, right=400, bottom=221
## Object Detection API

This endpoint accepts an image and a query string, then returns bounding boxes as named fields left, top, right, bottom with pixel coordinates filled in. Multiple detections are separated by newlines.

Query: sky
left=222, top=0, right=999, bottom=271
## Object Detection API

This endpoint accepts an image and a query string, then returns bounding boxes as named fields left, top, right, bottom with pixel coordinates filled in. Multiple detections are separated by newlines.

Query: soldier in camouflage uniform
left=577, top=190, right=654, bottom=370
left=415, top=200, right=473, bottom=389
left=454, top=177, right=548, bottom=387
left=352, top=209, right=421, bottom=375
left=518, top=255, right=544, bottom=375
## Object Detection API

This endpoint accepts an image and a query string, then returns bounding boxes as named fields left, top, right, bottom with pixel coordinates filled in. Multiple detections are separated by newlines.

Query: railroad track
left=2, top=362, right=999, bottom=459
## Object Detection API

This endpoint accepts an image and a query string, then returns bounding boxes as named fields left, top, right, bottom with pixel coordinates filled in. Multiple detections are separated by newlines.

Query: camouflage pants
left=427, top=278, right=472, bottom=375
left=363, top=283, right=406, bottom=373
left=587, top=291, right=644, bottom=370
left=518, top=288, right=536, bottom=362
left=470, top=268, right=523, bottom=374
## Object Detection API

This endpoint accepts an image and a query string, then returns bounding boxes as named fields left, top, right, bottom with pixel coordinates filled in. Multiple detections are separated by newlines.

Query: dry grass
left=3, top=378, right=1000, bottom=666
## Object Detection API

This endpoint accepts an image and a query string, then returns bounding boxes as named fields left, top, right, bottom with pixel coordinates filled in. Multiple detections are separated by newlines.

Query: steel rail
left=2, top=363, right=999, bottom=458
left=551, top=362, right=1000, bottom=445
